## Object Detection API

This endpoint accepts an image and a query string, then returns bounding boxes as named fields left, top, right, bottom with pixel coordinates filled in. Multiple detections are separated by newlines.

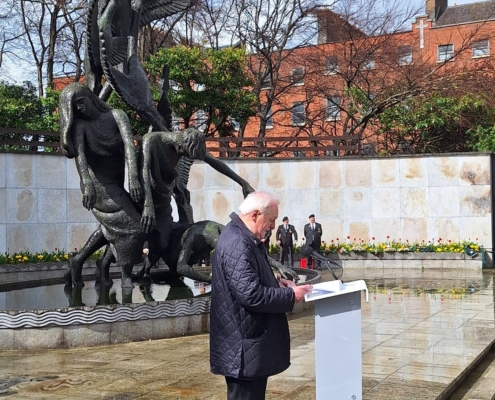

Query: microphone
left=300, top=245, right=343, bottom=281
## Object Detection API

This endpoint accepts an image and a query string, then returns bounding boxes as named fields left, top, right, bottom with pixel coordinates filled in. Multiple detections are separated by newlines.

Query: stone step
left=448, top=347, right=495, bottom=400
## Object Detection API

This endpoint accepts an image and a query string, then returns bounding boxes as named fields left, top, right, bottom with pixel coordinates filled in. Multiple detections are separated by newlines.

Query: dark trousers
left=307, top=244, right=322, bottom=270
left=279, top=244, right=293, bottom=266
left=226, top=376, right=268, bottom=400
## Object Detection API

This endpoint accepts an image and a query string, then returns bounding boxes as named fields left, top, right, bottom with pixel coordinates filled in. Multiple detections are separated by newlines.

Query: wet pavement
left=1, top=267, right=495, bottom=399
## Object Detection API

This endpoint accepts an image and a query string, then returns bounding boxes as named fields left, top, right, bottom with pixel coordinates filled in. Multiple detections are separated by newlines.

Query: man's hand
left=278, top=278, right=296, bottom=288
left=291, top=285, right=313, bottom=303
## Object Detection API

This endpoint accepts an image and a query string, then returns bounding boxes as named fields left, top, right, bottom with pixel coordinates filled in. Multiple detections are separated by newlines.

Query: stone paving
left=1, top=268, right=495, bottom=399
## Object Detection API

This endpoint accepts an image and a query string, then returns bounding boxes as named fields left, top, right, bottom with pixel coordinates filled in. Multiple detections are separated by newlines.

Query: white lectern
left=305, top=280, right=368, bottom=400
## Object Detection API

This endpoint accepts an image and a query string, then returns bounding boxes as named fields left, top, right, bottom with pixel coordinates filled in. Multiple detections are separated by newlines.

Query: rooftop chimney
left=315, top=9, right=366, bottom=44
left=426, top=0, right=448, bottom=21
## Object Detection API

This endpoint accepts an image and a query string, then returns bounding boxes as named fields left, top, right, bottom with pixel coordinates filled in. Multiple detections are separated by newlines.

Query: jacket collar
left=229, top=212, right=262, bottom=246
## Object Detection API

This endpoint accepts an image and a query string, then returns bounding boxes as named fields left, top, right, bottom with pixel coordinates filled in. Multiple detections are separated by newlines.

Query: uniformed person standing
left=303, top=214, right=323, bottom=270
left=276, top=217, right=298, bottom=267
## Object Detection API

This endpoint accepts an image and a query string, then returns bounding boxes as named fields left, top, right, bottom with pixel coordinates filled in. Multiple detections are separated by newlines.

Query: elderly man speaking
left=210, top=191, right=313, bottom=400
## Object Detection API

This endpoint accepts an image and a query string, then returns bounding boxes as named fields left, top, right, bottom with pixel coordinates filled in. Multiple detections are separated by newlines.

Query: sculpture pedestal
left=305, top=280, right=368, bottom=400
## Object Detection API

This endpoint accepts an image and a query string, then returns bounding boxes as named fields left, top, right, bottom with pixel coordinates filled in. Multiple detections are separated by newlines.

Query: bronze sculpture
left=60, top=82, right=145, bottom=289
left=60, top=0, right=299, bottom=292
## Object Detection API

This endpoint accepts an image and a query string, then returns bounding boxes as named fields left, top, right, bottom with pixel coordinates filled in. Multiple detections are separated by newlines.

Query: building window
left=171, top=114, right=181, bottom=131
left=230, top=117, right=240, bottom=131
left=325, top=56, right=339, bottom=74
left=291, top=102, right=305, bottom=126
left=326, top=96, right=340, bottom=120
left=259, top=104, right=273, bottom=128
left=398, top=45, right=413, bottom=65
left=194, top=109, right=207, bottom=132
left=261, top=74, right=271, bottom=89
left=472, top=39, right=489, bottom=57
left=291, top=67, right=305, bottom=85
left=438, top=44, right=454, bottom=61
left=362, top=58, right=375, bottom=70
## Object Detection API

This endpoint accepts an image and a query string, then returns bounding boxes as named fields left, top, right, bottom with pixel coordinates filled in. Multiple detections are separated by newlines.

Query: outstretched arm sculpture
left=133, top=220, right=299, bottom=285
left=139, top=128, right=207, bottom=234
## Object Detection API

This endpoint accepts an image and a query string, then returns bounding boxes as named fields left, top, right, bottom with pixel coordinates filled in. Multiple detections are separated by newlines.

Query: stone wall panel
left=7, top=189, right=37, bottom=223
left=6, top=154, right=36, bottom=188
left=0, top=153, right=492, bottom=253
left=0, top=154, right=5, bottom=188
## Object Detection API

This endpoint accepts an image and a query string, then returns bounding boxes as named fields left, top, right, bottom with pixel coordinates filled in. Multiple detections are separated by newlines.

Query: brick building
left=237, top=0, right=495, bottom=157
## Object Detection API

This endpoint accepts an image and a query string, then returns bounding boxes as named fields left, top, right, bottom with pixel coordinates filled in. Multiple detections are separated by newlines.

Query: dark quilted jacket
left=210, top=212, right=296, bottom=379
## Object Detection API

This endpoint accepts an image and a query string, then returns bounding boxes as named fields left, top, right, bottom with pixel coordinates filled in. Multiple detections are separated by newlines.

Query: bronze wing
left=140, top=0, right=197, bottom=27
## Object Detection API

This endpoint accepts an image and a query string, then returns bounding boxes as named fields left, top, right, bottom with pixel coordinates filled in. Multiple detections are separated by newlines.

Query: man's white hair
left=238, top=191, right=279, bottom=215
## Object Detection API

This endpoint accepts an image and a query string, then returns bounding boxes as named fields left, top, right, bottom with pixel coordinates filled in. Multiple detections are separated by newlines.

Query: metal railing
left=0, top=128, right=362, bottom=158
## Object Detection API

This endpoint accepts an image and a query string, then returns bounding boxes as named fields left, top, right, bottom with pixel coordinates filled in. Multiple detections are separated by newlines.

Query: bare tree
left=280, top=0, right=495, bottom=155
left=3, top=0, right=86, bottom=97
left=0, top=1, right=25, bottom=72
left=227, top=0, right=327, bottom=156
left=162, top=0, right=328, bottom=156
left=56, top=0, right=86, bottom=83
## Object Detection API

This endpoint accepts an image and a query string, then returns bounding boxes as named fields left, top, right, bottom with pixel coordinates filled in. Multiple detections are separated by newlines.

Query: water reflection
left=1, top=271, right=490, bottom=311
left=0, top=276, right=211, bottom=311
left=364, top=277, right=487, bottom=300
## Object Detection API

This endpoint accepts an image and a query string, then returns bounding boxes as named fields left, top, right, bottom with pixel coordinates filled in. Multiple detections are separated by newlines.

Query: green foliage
left=267, top=238, right=480, bottom=256
left=0, top=81, right=61, bottom=152
left=106, top=91, right=150, bottom=136
left=145, top=45, right=258, bottom=136
left=321, top=238, right=480, bottom=255
left=377, top=92, right=495, bottom=154
left=466, top=125, right=495, bottom=152
left=0, top=81, right=43, bottom=129
left=0, top=248, right=103, bottom=265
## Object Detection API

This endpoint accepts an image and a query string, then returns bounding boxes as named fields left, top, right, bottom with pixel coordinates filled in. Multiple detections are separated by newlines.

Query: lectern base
left=305, top=280, right=368, bottom=400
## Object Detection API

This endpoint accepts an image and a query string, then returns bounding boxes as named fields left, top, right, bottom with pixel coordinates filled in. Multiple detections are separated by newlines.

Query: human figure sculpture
left=62, top=0, right=297, bottom=290
left=59, top=82, right=145, bottom=289
left=91, top=129, right=259, bottom=287
left=62, top=124, right=258, bottom=288
left=132, top=220, right=300, bottom=284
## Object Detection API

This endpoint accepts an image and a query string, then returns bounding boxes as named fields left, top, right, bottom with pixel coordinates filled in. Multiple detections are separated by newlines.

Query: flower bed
left=269, top=237, right=481, bottom=258
left=0, top=248, right=103, bottom=265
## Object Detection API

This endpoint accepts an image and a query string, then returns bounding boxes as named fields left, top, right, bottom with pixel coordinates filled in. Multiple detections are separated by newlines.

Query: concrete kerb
left=0, top=263, right=321, bottom=350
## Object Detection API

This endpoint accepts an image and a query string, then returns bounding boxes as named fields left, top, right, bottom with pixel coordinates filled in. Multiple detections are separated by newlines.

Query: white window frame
left=260, top=104, right=273, bottom=129
left=291, top=102, right=305, bottom=126
left=291, top=67, right=305, bottom=86
left=398, top=45, right=413, bottom=65
left=325, top=56, right=339, bottom=75
left=362, top=58, right=375, bottom=70
left=230, top=117, right=240, bottom=131
left=326, top=96, right=340, bottom=120
left=171, top=114, right=181, bottom=131
left=472, top=39, right=489, bottom=58
left=194, top=109, right=207, bottom=132
left=438, top=44, right=454, bottom=61
left=261, top=74, right=271, bottom=90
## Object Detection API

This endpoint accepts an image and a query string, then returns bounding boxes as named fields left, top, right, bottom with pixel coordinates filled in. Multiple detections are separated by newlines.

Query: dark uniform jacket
left=303, top=222, right=323, bottom=248
left=210, top=212, right=295, bottom=379
left=276, top=224, right=298, bottom=246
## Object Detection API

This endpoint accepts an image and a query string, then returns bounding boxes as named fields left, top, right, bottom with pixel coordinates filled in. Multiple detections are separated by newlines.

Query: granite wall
left=187, top=154, right=493, bottom=248
left=0, top=153, right=98, bottom=254
left=0, top=152, right=492, bottom=253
